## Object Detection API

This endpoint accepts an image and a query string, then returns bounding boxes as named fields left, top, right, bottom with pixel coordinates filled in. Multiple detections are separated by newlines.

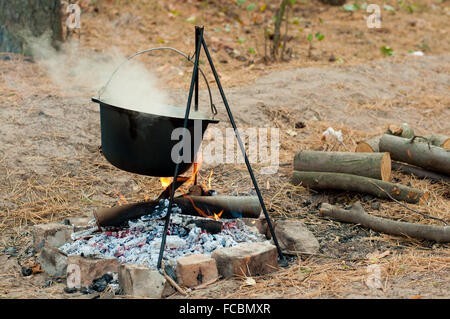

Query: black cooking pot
left=92, top=47, right=219, bottom=177
left=92, top=98, right=218, bottom=177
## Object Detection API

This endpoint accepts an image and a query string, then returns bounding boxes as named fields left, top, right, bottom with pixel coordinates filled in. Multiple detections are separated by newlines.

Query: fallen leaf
left=366, top=249, right=391, bottom=262
left=244, top=277, right=256, bottom=286
left=31, top=264, right=44, bottom=274
left=286, top=129, right=297, bottom=137
left=365, top=264, right=383, bottom=289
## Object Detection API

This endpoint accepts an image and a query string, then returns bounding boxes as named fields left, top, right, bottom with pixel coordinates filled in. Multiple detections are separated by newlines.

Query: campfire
left=57, top=26, right=284, bottom=295
left=60, top=164, right=268, bottom=270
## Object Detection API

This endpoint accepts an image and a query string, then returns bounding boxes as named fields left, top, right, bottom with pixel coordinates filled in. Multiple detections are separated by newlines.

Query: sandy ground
left=0, top=52, right=448, bottom=298
left=0, top=0, right=449, bottom=299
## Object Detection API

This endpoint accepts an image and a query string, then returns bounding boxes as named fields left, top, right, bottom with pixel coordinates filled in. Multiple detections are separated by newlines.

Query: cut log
left=174, top=196, right=261, bottom=219
left=379, top=134, right=450, bottom=175
left=94, top=196, right=261, bottom=228
left=400, top=123, right=415, bottom=139
left=385, top=123, right=414, bottom=138
left=356, top=134, right=450, bottom=153
left=355, top=137, right=380, bottom=153
left=292, top=171, right=429, bottom=204
left=418, top=135, right=450, bottom=150
left=319, top=202, right=450, bottom=243
left=294, top=150, right=391, bottom=181
left=392, top=162, right=450, bottom=183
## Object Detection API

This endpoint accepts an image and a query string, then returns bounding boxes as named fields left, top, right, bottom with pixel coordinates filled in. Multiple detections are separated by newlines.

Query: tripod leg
left=194, top=26, right=201, bottom=112
left=157, top=27, right=205, bottom=270
left=201, top=38, right=287, bottom=266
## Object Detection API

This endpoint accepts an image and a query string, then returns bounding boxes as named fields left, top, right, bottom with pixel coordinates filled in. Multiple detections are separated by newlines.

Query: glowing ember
left=60, top=200, right=267, bottom=270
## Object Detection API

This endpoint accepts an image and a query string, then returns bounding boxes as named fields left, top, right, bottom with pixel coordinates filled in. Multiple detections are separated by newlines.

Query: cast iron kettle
left=92, top=47, right=219, bottom=177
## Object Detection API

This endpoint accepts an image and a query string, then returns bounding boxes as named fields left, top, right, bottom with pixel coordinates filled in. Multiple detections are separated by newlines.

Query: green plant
left=247, top=3, right=256, bottom=12
left=272, top=0, right=297, bottom=61
left=381, top=45, right=394, bottom=56
left=407, top=3, right=418, bottom=13
left=186, top=15, right=196, bottom=24
left=343, top=3, right=360, bottom=11
left=383, top=4, right=396, bottom=12
left=315, top=32, right=325, bottom=41
left=307, top=31, right=325, bottom=58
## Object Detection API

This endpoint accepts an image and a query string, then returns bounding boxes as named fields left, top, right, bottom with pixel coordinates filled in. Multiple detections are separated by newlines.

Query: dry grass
left=218, top=249, right=449, bottom=298
left=0, top=0, right=449, bottom=298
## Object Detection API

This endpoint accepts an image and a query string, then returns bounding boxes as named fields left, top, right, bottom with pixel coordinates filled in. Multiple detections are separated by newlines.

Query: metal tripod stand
left=157, top=26, right=286, bottom=270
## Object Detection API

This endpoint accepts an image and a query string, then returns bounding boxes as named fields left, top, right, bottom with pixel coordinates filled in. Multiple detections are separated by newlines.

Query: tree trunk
left=292, top=171, right=428, bottom=204
left=0, top=0, right=62, bottom=54
left=379, top=134, right=450, bottom=175
left=293, top=150, right=391, bottom=181
left=271, top=0, right=289, bottom=61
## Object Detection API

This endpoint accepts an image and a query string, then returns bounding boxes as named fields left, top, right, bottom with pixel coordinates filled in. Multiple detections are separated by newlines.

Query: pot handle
left=97, top=47, right=217, bottom=118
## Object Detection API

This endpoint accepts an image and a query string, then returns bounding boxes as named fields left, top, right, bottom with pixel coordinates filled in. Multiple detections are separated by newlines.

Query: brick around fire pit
left=119, top=263, right=174, bottom=298
left=176, top=254, right=219, bottom=288
left=212, top=242, right=278, bottom=278
left=38, top=246, right=68, bottom=277
left=67, top=255, right=120, bottom=288
left=32, top=223, right=73, bottom=251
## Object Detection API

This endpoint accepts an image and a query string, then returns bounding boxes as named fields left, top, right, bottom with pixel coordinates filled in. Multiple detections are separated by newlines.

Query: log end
left=355, top=141, right=375, bottom=153
left=419, top=191, right=430, bottom=205
left=381, top=152, right=392, bottom=182
left=442, top=138, right=450, bottom=150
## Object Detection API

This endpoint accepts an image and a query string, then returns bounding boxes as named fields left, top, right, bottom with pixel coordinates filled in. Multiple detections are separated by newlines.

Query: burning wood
left=94, top=195, right=261, bottom=228
left=157, top=176, right=190, bottom=200
left=95, top=162, right=260, bottom=228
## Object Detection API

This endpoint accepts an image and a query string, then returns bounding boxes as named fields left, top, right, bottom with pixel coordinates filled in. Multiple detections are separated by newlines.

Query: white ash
left=60, top=199, right=267, bottom=269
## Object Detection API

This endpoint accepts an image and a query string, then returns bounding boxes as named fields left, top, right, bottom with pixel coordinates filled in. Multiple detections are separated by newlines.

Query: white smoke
left=28, top=34, right=212, bottom=119
left=28, top=34, right=187, bottom=115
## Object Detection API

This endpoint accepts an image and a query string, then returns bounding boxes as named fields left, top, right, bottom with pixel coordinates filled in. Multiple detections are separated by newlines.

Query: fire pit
left=60, top=199, right=267, bottom=270
left=87, top=26, right=286, bottom=275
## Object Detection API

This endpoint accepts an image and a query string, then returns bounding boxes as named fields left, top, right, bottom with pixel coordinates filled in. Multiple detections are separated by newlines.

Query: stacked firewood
left=291, top=149, right=428, bottom=205
left=291, top=124, right=450, bottom=242
left=356, top=123, right=450, bottom=183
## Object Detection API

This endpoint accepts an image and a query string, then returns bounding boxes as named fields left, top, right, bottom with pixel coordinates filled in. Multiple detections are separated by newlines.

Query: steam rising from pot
left=27, top=34, right=213, bottom=118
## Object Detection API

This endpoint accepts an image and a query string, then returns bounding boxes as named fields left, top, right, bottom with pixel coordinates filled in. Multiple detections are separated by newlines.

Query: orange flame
left=115, top=189, right=128, bottom=206
left=182, top=191, right=223, bottom=221
left=187, top=162, right=200, bottom=187
left=212, top=210, right=223, bottom=221
left=160, top=177, right=173, bottom=189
